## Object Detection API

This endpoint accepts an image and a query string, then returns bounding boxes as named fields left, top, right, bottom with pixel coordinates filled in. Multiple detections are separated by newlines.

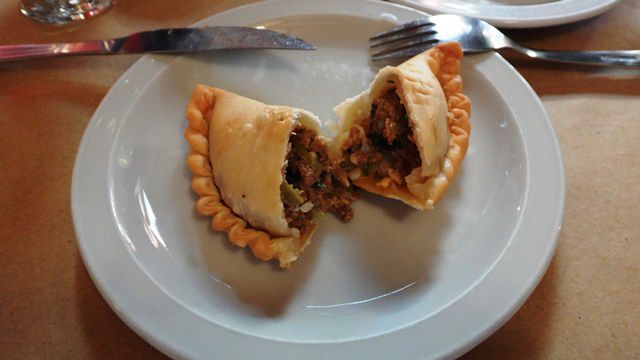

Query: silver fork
left=370, top=14, right=640, bottom=67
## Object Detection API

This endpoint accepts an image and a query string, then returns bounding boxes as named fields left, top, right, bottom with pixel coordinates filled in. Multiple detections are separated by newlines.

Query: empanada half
left=332, top=42, right=471, bottom=210
left=185, top=86, right=357, bottom=268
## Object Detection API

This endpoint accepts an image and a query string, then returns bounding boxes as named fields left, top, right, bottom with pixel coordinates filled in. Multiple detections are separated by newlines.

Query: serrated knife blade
left=0, top=26, right=316, bottom=62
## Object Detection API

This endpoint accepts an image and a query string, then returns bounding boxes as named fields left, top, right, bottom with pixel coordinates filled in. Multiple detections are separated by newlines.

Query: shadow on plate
left=195, top=195, right=319, bottom=317
left=193, top=165, right=462, bottom=317
left=335, top=181, right=456, bottom=301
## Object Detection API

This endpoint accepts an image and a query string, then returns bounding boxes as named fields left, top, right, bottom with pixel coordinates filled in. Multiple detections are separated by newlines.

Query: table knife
left=0, top=26, right=315, bottom=62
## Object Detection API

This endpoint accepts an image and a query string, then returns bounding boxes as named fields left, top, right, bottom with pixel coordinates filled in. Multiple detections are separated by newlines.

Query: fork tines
left=370, top=17, right=439, bottom=62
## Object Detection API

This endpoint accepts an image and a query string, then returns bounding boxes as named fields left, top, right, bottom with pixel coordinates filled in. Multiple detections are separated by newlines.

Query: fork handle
left=0, top=41, right=113, bottom=62
left=507, top=43, right=640, bottom=67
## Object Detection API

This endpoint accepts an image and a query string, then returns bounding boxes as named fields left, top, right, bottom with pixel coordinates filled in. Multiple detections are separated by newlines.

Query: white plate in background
left=72, top=0, right=565, bottom=359
left=391, top=0, right=621, bottom=28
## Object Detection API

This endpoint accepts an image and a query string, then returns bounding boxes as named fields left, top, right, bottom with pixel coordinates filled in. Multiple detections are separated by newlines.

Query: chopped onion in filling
left=282, top=125, right=359, bottom=233
left=340, top=89, right=421, bottom=186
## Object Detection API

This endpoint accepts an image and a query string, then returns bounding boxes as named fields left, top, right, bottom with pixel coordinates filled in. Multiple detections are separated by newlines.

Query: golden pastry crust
left=185, top=85, right=318, bottom=268
left=426, top=42, right=471, bottom=205
left=334, top=42, right=471, bottom=210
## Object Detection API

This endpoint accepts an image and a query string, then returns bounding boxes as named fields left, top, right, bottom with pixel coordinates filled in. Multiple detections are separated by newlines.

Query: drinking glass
left=20, top=0, right=113, bottom=25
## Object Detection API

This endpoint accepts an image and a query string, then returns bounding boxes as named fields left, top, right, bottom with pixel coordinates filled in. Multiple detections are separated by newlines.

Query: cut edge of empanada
left=336, top=42, right=471, bottom=210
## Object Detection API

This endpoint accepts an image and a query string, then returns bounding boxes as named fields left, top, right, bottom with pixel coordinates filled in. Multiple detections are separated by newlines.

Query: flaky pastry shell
left=185, top=85, right=321, bottom=268
left=332, top=42, right=471, bottom=210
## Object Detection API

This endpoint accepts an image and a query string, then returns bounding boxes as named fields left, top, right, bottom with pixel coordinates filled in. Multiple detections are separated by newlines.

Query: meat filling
left=282, top=125, right=359, bottom=234
left=340, top=89, right=421, bottom=185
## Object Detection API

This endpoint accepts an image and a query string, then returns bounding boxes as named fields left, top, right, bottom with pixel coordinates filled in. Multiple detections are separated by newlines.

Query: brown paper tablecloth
left=1, top=1, right=638, bottom=358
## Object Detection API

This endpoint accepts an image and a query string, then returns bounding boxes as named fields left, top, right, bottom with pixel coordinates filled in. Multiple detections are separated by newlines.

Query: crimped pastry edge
left=184, top=85, right=313, bottom=268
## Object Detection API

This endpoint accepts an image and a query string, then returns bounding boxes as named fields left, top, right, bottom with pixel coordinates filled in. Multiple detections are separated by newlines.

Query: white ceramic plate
left=391, top=0, right=621, bottom=28
left=72, top=0, right=565, bottom=359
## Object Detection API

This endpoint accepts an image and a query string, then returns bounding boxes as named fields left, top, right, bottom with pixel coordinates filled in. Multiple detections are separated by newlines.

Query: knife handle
left=0, top=41, right=113, bottom=62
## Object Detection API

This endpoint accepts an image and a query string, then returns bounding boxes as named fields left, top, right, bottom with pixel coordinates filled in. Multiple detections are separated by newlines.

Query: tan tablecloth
left=1, top=1, right=638, bottom=358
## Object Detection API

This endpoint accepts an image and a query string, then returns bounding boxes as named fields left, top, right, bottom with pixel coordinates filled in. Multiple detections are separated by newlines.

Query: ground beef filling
left=282, top=125, right=359, bottom=234
left=340, top=89, right=421, bottom=185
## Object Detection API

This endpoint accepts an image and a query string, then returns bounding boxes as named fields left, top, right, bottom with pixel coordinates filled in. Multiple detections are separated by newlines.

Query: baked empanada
left=185, top=86, right=357, bottom=268
left=332, top=42, right=471, bottom=210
